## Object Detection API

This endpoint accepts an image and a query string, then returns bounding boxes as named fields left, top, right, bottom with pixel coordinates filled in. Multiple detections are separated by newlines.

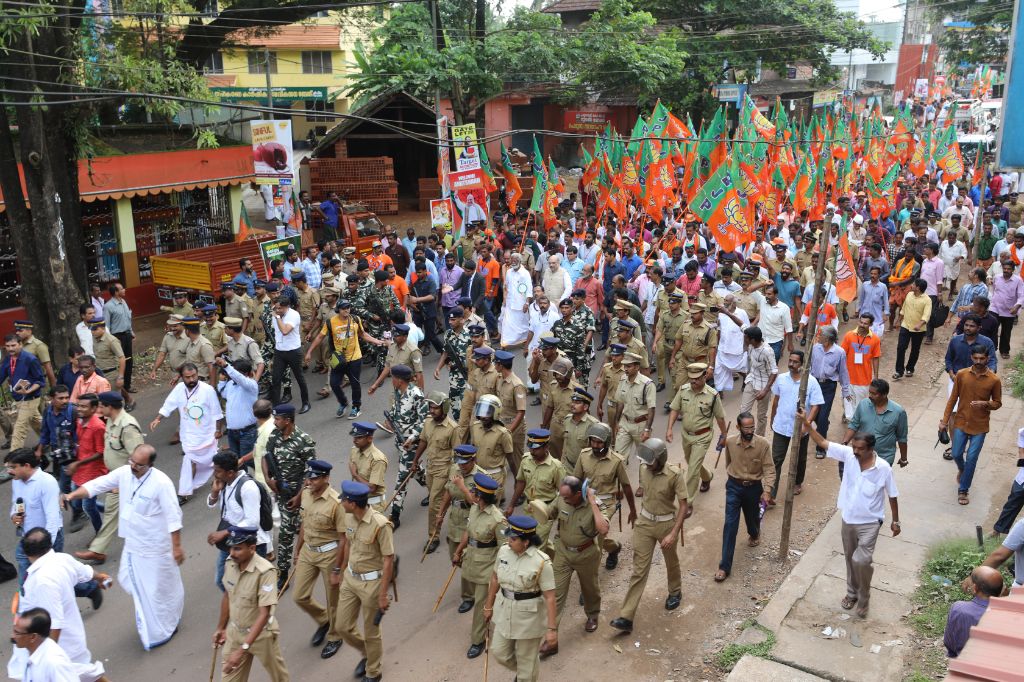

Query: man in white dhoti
left=939, top=231, right=968, bottom=295
left=500, top=253, right=533, bottom=348
left=9, top=528, right=110, bottom=681
left=714, top=295, right=750, bottom=393
left=523, top=294, right=557, bottom=394
left=150, top=363, right=223, bottom=500
left=13, top=608, right=84, bottom=682
left=67, top=444, right=185, bottom=651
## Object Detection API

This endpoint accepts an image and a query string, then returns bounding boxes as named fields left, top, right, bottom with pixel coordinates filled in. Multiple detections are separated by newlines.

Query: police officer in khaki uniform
left=74, top=390, right=144, bottom=564
left=468, top=394, right=516, bottom=485
left=292, top=460, right=346, bottom=659
left=181, top=317, right=216, bottom=384
left=413, top=391, right=458, bottom=554
left=733, top=271, right=762, bottom=322
left=483, top=515, right=558, bottom=682
left=436, top=445, right=485, bottom=614
left=611, top=438, right=687, bottom=634
left=494, top=350, right=527, bottom=461
left=90, top=319, right=129, bottom=402
left=331, top=481, right=394, bottom=682
left=292, top=273, right=321, bottom=361
left=612, top=301, right=642, bottom=340
left=452, top=472, right=507, bottom=659
left=542, top=357, right=580, bottom=459
left=166, top=290, right=195, bottom=318
left=527, top=336, right=567, bottom=409
left=654, top=291, right=688, bottom=396
left=224, top=318, right=264, bottom=382
left=696, top=276, right=724, bottom=328
left=666, top=363, right=729, bottom=514
left=201, top=304, right=228, bottom=354
left=151, top=315, right=189, bottom=380
left=348, top=422, right=388, bottom=513
left=572, top=422, right=636, bottom=570
left=506, top=429, right=564, bottom=555
left=611, top=353, right=656, bottom=462
left=614, top=320, right=649, bottom=374
left=549, top=475, right=608, bottom=654
left=222, top=283, right=250, bottom=331
left=215, top=525, right=289, bottom=682
left=596, top=343, right=626, bottom=422
left=562, top=388, right=599, bottom=471
left=368, top=324, right=424, bottom=393
left=670, top=303, right=719, bottom=391
left=15, top=320, right=55, bottom=388
left=458, top=335, right=498, bottom=441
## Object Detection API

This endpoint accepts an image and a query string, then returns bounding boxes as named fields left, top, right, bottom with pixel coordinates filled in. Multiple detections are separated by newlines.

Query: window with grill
left=203, top=52, right=223, bottom=74
left=305, top=99, right=331, bottom=122
left=301, top=51, right=332, bottom=74
left=248, top=51, right=278, bottom=74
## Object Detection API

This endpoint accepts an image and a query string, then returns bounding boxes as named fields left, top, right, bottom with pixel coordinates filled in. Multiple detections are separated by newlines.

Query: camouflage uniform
left=389, top=384, right=428, bottom=516
left=265, top=425, right=316, bottom=577
left=358, top=284, right=399, bottom=375
left=258, top=297, right=291, bottom=399
left=569, top=304, right=597, bottom=379
left=442, top=327, right=471, bottom=420
left=552, top=317, right=590, bottom=382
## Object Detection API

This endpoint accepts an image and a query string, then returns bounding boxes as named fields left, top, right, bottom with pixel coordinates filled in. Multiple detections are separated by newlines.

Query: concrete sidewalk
left=750, top=363, right=1024, bottom=681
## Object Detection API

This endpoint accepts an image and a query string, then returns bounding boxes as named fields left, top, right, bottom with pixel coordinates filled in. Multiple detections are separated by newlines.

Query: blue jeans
left=481, top=297, right=498, bottom=334
left=54, top=464, right=81, bottom=515
left=72, top=482, right=104, bottom=531
left=216, top=544, right=268, bottom=591
left=952, top=428, right=987, bottom=494
left=769, top=340, right=784, bottom=362
left=227, top=424, right=258, bottom=459
left=16, top=528, right=98, bottom=597
left=719, top=478, right=763, bottom=574
left=995, top=479, right=1024, bottom=534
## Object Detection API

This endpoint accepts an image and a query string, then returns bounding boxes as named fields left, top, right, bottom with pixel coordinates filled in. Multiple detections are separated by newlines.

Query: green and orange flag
left=529, top=136, right=548, bottom=213
left=690, top=159, right=752, bottom=254
left=932, top=122, right=964, bottom=181
left=499, top=142, right=523, bottom=212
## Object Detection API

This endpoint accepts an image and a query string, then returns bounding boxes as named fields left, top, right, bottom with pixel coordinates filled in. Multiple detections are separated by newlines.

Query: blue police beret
left=494, top=350, right=515, bottom=366
left=458, top=296, right=473, bottom=306
left=265, top=282, right=280, bottom=292
left=505, top=514, right=538, bottom=537
left=617, top=318, right=637, bottom=329
left=97, top=390, right=123, bottom=406
left=341, top=480, right=370, bottom=501
left=571, top=288, right=586, bottom=297
left=87, top=318, right=106, bottom=329
left=472, top=473, right=500, bottom=494
left=306, top=459, right=333, bottom=477
left=221, top=282, right=233, bottom=290
left=225, top=525, right=258, bottom=546
left=468, top=325, right=486, bottom=335
left=571, top=387, right=594, bottom=403
left=350, top=421, right=377, bottom=437
left=447, top=307, right=464, bottom=319
left=393, top=324, right=410, bottom=335
left=609, top=343, right=626, bottom=356
left=273, top=404, right=296, bottom=416
left=540, top=337, right=560, bottom=347
left=669, top=291, right=686, bottom=301
left=254, top=280, right=267, bottom=288
left=202, top=304, right=218, bottom=313
left=391, top=364, right=413, bottom=380
left=453, top=444, right=478, bottom=461
left=472, top=347, right=493, bottom=358
left=527, top=429, right=551, bottom=449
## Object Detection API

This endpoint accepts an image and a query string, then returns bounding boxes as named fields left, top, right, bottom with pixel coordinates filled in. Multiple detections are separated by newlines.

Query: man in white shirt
left=150, top=363, right=224, bottom=501
left=714, top=296, right=750, bottom=392
left=757, top=284, right=793, bottom=362
left=12, top=607, right=82, bottom=682
left=802, top=408, right=901, bottom=618
left=7, top=450, right=65, bottom=582
left=75, top=304, right=95, bottom=356
left=542, top=253, right=573, bottom=304
left=270, top=296, right=310, bottom=413
left=10, top=528, right=109, bottom=681
left=207, top=452, right=270, bottom=591
left=66, top=444, right=185, bottom=650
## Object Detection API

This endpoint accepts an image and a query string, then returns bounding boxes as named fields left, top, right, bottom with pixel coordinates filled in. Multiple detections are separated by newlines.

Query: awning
left=0, top=145, right=255, bottom=206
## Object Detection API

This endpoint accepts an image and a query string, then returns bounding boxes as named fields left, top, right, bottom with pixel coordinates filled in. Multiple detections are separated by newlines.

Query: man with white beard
left=714, top=295, right=750, bottom=392
left=66, top=444, right=185, bottom=651
left=150, top=363, right=223, bottom=503
left=8, top=528, right=110, bottom=681
left=500, top=252, right=533, bottom=348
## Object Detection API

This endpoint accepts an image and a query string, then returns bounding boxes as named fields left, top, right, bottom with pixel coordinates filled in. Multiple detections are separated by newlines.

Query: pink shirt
left=920, top=256, right=945, bottom=296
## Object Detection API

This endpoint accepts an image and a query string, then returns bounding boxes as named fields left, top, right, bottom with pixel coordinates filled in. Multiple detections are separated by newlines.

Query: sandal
left=958, top=492, right=969, bottom=506
left=794, top=484, right=803, bottom=495
left=943, top=447, right=953, bottom=460
left=840, top=596, right=858, bottom=610
left=748, top=535, right=760, bottom=547
left=855, top=605, right=869, bottom=618
left=316, top=387, right=331, bottom=400
left=905, top=370, right=914, bottom=377
left=700, top=480, right=711, bottom=493
left=891, top=373, right=902, bottom=381
left=714, top=570, right=729, bottom=582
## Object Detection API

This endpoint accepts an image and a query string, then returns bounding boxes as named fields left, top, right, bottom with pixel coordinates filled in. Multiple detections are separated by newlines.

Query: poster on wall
left=451, top=123, right=481, bottom=172
left=430, top=198, right=454, bottom=235
left=913, top=78, right=929, bottom=99
left=251, top=120, right=294, bottom=184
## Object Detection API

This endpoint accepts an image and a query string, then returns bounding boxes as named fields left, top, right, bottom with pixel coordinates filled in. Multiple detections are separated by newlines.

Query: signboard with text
left=251, top=120, right=294, bottom=184
left=259, top=235, right=302, bottom=267
left=563, top=110, right=611, bottom=133
left=451, top=123, right=481, bottom=172
left=713, top=84, right=746, bottom=105
left=210, top=86, right=328, bottom=103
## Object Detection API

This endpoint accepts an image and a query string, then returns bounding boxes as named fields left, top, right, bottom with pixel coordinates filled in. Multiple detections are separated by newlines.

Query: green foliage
left=715, top=620, right=776, bottom=671
left=921, top=0, right=1011, bottom=68
left=1005, top=351, right=1024, bottom=401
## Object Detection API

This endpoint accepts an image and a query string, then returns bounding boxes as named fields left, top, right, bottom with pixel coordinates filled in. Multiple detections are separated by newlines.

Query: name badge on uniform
left=854, top=352, right=864, bottom=365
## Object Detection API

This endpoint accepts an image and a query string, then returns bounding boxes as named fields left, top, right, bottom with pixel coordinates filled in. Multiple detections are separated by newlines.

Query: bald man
left=945, top=566, right=1004, bottom=657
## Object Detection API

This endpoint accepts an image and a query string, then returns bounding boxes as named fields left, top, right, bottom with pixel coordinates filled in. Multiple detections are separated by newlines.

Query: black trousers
left=114, top=331, right=134, bottom=390
left=998, top=315, right=1016, bottom=356
left=329, top=357, right=362, bottom=408
left=925, top=294, right=938, bottom=341
left=771, top=431, right=809, bottom=498
left=814, top=379, right=838, bottom=450
left=271, top=348, right=308, bottom=405
left=415, top=313, right=443, bottom=352
left=894, top=327, right=925, bottom=375
left=995, top=480, right=1024, bottom=534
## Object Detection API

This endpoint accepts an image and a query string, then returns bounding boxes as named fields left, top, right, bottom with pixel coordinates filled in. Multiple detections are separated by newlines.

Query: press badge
left=854, top=352, right=864, bottom=365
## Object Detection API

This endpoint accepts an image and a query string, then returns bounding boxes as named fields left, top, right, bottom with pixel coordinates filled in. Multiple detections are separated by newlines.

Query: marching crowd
left=2, top=163, right=1024, bottom=681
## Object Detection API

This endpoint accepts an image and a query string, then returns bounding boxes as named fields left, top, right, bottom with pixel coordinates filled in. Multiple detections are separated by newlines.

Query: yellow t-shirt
left=322, top=315, right=363, bottom=361
left=900, top=291, right=933, bottom=332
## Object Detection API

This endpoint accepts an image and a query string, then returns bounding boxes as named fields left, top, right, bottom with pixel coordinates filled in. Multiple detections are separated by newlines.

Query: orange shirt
left=70, top=371, right=112, bottom=403
left=801, top=302, right=838, bottom=343
left=479, top=257, right=501, bottom=298
left=389, top=276, right=409, bottom=308
left=840, top=330, right=882, bottom=386
left=367, top=252, right=393, bottom=272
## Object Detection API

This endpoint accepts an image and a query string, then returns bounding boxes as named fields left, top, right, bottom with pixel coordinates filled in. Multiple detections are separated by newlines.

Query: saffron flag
left=499, top=142, right=523, bottom=212
left=529, top=136, right=548, bottom=213
left=933, top=123, right=965, bottom=181
left=690, top=161, right=752, bottom=254
left=834, top=215, right=858, bottom=303
left=235, top=203, right=254, bottom=243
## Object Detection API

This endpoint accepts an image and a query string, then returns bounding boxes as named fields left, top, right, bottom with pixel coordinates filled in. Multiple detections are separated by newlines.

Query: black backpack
left=234, top=474, right=275, bottom=532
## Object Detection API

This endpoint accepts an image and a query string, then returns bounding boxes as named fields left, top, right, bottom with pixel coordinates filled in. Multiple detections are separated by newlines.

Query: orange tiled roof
left=205, top=74, right=237, bottom=87
left=229, top=25, right=341, bottom=49
left=945, top=585, right=1024, bottom=681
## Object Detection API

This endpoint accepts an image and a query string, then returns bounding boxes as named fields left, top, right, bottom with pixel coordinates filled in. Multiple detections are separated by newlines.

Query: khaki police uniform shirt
left=516, top=454, right=564, bottom=503
left=92, top=332, right=124, bottom=372
left=171, top=302, right=195, bottom=319
left=656, top=309, right=688, bottom=350
left=226, top=334, right=263, bottom=368
left=463, top=504, right=506, bottom=584
left=445, top=463, right=484, bottom=543
left=615, top=373, right=656, bottom=421
left=224, top=297, right=249, bottom=322
left=623, top=337, right=649, bottom=368
left=555, top=497, right=599, bottom=550
left=675, top=321, right=718, bottom=363
left=572, top=448, right=630, bottom=496
left=422, top=416, right=458, bottom=475
left=350, top=444, right=388, bottom=494
left=734, top=289, right=763, bottom=322
left=21, top=337, right=50, bottom=368
left=598, top=361, right=625, bottom=406
left=496, top=373, right=527, bottom=427
left=724, top=433, right=776, bottom=491
left=469, top=421, right=514, bottom=473
left=655, top=289, right=689, bottom=319
left=104, top=409, right=144, bottom=471
left=159, top=332, right=189, bottom=370
left=547, top=381, right=578, bottom=428
left=296, top=288, right=322, bottom=325
left=696, top=290, right=723, bottom=327
left=669, top=384, right=723, bottom=433
left=223, top=554, right=279, bottom=635
left=201, top=321, right=226, bottom=350
left=638, top=463, right=686, bottom=517
left=386, top=340, right=423, bottom=375
left=345, top=509, right=395, bottom=574
left=615, top=317, right=642, bottom=341
left=492, top=544, right=555, bottom=639
left=341, top=259, right=358, bottom=277
left=795, top=249, right=814, bottom=275
left=185, top=335, right=215, bottom=377
left=300, top=486, right=346, bottom=548
left=537, top=350, right=568, bottom=408
left=561, top=413, right=598, bottom=471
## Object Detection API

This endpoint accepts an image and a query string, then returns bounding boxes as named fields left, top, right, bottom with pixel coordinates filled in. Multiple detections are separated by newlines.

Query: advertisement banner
left=430, top=198, right=454, bottom=235
left=259, top=234, right=302, bottom=267
left=437, top=116, right=451, bottom=196
left=563, top=110, right=611, bottom=133
left=913, top=78, right=929, bottom=99
left=251, top=120, right=294, bottom=184
left=449, top=169, right=489, bottom=236
left=997, top=0, right=1024, bottom=168
left=451, top=123, right=481, bottom=172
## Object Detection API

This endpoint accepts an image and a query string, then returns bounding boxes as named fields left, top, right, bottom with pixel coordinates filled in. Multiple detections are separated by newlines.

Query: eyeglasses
left=11, top=630, right=31, bottom=636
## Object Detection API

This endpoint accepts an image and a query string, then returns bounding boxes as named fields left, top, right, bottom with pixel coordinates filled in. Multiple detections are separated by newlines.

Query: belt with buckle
left=367, top=495, right=384, bottom=505
left=639, top=508, right=675, bottom=523
left=595, top=492, right=615, bottom=503
left=688, top=355, right=708, bottom=362
left=230, top=616, right=274, bottom=633
left=630, top=416, right=649, bottom=424
left=500, top=588, right=541, bottom=600
left=348, top=568, right=382, bottom=581
left=562, top=538, right=595, bottom=553
left=468, top=539, right=498, bottom=549
left=453, top=500, right=472, bottom=510
left=309, top=541, right=339, bottom=553
left=728, top=476, right=761, bottom=488
left=687, top=427, right=712, bottom=436
left=483, top=466, right=503, bottom=476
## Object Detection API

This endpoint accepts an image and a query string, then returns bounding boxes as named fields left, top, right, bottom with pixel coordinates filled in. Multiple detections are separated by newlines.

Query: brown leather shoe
left=74, top=550, right=106, bottom=564
left=585, top=616, right=598, bottom=633
left=538, top=640, right=559, bottom=659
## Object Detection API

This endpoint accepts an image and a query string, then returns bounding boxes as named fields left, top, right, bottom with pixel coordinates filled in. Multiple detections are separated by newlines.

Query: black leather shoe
left=467, top=642, right=485, bottom=658
left=609, top=617, right=633, bottom=632
left=530, top=397, right=542, bottom=406
left=458, top=598, right=475, bottom=614
left=277, top=572, right=290, bottom=593
left=88, top=586, right=103, bottom=610
left=311, top=622, right=329, bottom=646
left=321, top=640, right=342, bottom=658
left=420, top=495, right=430, bottom=506
left=390, top=512, right=401, bottom=530
left=665, top=592, right=682, bottom=610
left=425, top=537, right=440, bottom=554
left=362, top=677, right=382, bottom=682
left=299, top=403, right=311, bottom=414
left=605, top=549, right=619, bottom=570
left=656, top=382, right=665, bottom=392
left=354, top=657, right=367, bottom=678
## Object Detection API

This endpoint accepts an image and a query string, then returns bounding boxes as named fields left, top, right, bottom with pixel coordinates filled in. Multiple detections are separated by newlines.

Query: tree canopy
left=921, top=0, right=1012, bottom=69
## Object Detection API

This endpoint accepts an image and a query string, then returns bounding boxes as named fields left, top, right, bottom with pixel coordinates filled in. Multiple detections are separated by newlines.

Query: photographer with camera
left=34, top=384, right=83, bottom=531
left=70, top=392, right=107, bottom=534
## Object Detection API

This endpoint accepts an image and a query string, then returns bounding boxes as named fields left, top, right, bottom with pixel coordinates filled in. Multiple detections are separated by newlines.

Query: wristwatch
left=241, top=642, right=251, bottom=651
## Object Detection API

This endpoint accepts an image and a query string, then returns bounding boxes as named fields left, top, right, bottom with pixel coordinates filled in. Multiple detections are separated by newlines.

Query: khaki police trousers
left=681, top=431, right=714, bottom=502
left=425, top=465, right=449, bottom=540
left=222, top=627, right=289, bottom=682
left=614, top=419, right=645, bottom=464
left=491, top=631, right=542, bottom=682
left=617, top=517, right=680, bottom=621
left=334, top=573, right=385, bottom=678
left=88, top=491, right=119, bottom=555
left=553, top=542, right=601, bottom=623
left=292, top=544, right=342, bottom=641
left=11, top=398, right=41, bottom=450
